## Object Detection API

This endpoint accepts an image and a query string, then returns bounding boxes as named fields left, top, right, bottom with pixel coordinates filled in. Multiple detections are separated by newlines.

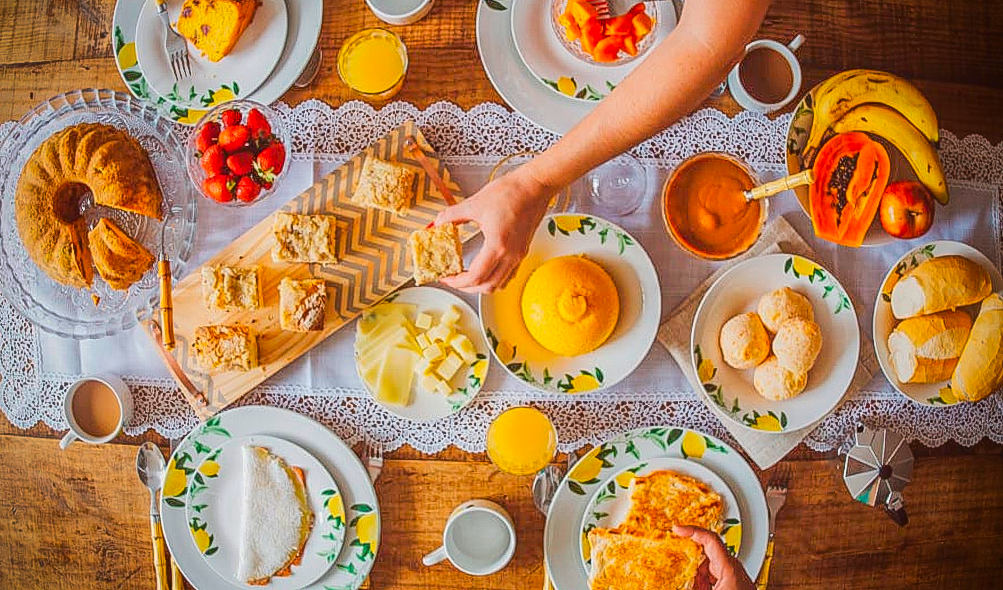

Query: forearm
left=523, top=0, right=771, bottom=193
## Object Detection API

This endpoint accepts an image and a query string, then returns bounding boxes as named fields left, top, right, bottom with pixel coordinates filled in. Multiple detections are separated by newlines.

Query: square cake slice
left=409, top=224, right=463, bottom=286
left=278, top=277, right=327, bottom=332
left=271, top=213, right=338, bottom=264
left=350, top=156, right=416, bottom=215
left=200, top=265, right=261, bottom=312
left=191, top=325, right=258, bottom=372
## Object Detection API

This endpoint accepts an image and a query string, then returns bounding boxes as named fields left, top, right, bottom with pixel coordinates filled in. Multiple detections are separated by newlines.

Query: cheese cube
left=426, top=323, right=452, bottom=343
left=420, top=373, right=444, bottom=394
left=449, top=334, right=478, bottom=363
left=422, top=342, right=445, bottom=362
left=441, top=305, right=462, bottom=326
left=436, top=353, right=463, bottom=381
left=416, top=333, right=431, bottom=350
left=435, top=379, right=453, bottom=395
left=415, top=312, right=433, bottom=330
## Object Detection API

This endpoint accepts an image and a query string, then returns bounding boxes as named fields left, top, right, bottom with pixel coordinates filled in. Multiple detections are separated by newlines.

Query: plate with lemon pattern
left=691, top=254, right=860, bottom=434
left=479, top=213, right=661, bottom=395
left=872, top=240, right=1003, bottom=407
left=545, top=426, right=768, bottom=590
left=578, top=456, right=743, bottom=569
left=185, top=434, right=342, bottom=589
left=162, top=406, right=380, bottom=590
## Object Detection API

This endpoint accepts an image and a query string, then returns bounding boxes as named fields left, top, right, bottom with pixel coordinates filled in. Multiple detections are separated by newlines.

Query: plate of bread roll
left=873, top=240, right=1003, bottom=406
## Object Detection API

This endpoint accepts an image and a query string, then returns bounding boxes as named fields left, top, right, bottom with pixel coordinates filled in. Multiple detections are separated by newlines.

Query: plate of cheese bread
left=545, top=426, right=768, bottom=590
left=873, top=240, right=1003, bottom=407
left=691, top=254, right=860, bottom=433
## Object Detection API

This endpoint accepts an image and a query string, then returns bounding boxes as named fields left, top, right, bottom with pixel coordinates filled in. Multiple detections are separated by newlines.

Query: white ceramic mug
left=59, top=374, right=133, bottom=449
left=727, top=34, right=806, bottom=113
left=421, top=499, right=516, bottom=576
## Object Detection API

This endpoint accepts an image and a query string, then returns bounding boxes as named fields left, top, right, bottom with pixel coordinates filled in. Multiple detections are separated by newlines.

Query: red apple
left=879, top=181, right=935, bottom=239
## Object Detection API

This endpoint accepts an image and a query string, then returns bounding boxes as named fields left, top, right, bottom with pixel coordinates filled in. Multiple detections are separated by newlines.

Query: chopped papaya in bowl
left=551, top=0, right=657, bottom=66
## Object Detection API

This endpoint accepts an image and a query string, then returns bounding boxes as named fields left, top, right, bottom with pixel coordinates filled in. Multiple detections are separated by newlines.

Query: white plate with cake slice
left=185, top=434, right=343, bottom=589
left=135, top=0, right=288, bottom=111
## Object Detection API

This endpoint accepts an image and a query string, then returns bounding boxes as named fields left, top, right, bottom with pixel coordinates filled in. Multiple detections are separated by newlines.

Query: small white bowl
left=365, top=0, right=435, bottom=25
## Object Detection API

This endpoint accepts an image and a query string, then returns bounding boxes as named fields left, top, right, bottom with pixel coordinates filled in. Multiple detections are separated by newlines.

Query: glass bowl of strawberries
left=186, top=100, right=290, bottom=206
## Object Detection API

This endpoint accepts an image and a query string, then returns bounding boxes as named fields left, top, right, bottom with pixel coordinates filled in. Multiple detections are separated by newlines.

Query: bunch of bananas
left=802, top=69, right=948, bottom=205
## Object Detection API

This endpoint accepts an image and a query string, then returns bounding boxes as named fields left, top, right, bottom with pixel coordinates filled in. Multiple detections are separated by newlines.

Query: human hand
left=673, top=525, right=755, bottom=590
left=435, top=167, right=553, bottom=293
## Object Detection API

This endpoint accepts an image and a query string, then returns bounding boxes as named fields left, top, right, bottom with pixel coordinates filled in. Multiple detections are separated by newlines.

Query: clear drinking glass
left=581, top=152, right=647, bottom=217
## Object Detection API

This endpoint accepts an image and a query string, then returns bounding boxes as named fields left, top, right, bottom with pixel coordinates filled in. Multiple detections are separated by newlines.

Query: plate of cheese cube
left=354, top=287, right=490, bottom=422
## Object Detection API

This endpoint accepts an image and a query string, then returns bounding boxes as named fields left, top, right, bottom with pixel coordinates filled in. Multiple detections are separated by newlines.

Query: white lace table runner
left=2, top=100, right=1002, bottom=455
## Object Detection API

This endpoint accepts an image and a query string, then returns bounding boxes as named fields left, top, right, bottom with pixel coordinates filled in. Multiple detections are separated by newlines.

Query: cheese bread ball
left=757, top=287, right=814, bottom=333
left=773, top=317, right=823, bottom=374
left=754, top=355, right=808, bottom=400
left=719, top=312, right=770, bottom=370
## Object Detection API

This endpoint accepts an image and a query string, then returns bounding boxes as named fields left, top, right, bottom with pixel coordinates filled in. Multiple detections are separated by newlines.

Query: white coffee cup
left=60, top=374, right=133, bottom=449
left=421, top=499, right=517, bottom=576
left=727, top=34, right=806, bottom=113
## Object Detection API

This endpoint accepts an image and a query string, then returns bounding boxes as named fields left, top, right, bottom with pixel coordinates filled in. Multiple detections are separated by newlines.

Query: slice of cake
left=191, top=325, right=258, bottom=372
left=88, top=218, right=155, bottom=291
left=350, top=156, right=416, bottom=215
left=409, top=224, right=463, bottom=285
left=176, top=0, right=257, bottom=63
left=278, top=277, right=327, bottom=332
left=200, top=265, right=260, bottom=312
left=271, top=213, right=338, bottom=264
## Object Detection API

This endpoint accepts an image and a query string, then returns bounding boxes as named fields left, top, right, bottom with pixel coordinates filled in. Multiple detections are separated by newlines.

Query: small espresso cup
left=60, top=374, right=133, bottom=449
left=727, top=34, right=806, bottom=113
left=421, top=499, right=517, bottom=576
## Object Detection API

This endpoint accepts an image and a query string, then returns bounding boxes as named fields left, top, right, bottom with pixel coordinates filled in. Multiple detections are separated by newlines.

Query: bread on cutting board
left=887, top=311, right=972, bottom=384
left=952, top=293, right=1003, bottom=402
left=891, top=256, right=992, bottom=319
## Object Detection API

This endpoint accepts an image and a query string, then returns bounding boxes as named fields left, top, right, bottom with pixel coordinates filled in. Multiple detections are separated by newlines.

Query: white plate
left=691, top=254, right=860, bottom=434
left=113, top=0, right=322, bottom=124
left=872, top=240, right=1003, bottom=407
left=185, top=435, right=342, bottom=589
left=479, top=213, right=660, bottom=394
left=578, top=456, right=743, bottom=569
left=162, top=407, right=380, bottom=590
left=511, top=0, right=673, bottom=103
left=476, top=0, right=592, bottom=134
left=135, top=0, right=288, bottom=111
left=354, top=287, right=490, bottom=423
left=545, top=426, right=768, bottom=590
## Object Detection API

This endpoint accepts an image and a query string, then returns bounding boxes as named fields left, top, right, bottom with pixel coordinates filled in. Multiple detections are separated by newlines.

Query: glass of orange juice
left=337, top=28, right=409, bottom=100
left=486, top=406, right=557, bottom=476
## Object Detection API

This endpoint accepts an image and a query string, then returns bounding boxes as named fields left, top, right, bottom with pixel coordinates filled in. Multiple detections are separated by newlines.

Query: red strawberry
left=217, top=125, right=250, bottom=152
left=195, top=121, right=220, bottom=153
left=199, top=144, right=226, bottom=176
left=220, top=108, right=242, bottom=127
left=254, top=143, right=286, bottom=181
left=226, top=151, right=254, bottom=176
left=235, top=176, right=262, bottom=202
left=203, top=174, right=235, bottom=202
left=246, top=108, right=272, bottom=140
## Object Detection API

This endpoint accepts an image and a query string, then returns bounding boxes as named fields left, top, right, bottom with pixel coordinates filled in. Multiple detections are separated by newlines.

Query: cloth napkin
left=657, top=216, right=880, bottom=469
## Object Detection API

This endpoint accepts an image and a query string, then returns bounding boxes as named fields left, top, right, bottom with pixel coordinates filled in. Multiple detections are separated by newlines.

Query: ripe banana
left=804, top=69, right=939, bottom=162
left=831, top=104, right=949, bottom=205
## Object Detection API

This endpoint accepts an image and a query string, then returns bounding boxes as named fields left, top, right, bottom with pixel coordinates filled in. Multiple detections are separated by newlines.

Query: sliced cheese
left=374, top=346, right=417, bottom=406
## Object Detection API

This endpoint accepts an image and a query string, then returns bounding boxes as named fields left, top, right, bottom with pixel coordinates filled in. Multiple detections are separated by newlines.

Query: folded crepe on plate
left=620, top=470, right=725, bottom=536
left=237, top=445, right=314, bottom=585
left=587, top=527, right=705, bottom=590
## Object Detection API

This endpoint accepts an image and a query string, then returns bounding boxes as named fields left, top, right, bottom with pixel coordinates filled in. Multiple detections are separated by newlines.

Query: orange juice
left=338, top=29, right=408, bottom=99
left=486, top=407, right=557, bottom=476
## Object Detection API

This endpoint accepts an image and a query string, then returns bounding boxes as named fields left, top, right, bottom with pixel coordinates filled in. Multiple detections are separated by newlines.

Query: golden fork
left=756, top=464, right=792, bottom=590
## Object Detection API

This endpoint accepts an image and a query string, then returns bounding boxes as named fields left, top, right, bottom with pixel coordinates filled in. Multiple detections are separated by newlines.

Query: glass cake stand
left=0, top=89, right=197, bottom=339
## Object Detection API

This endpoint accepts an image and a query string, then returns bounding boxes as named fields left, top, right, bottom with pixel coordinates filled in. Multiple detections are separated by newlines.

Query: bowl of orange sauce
left=662, top=152, right=767, bottom=260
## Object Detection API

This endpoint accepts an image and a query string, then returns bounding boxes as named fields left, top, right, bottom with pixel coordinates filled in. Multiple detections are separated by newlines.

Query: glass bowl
left=0, top=89, right=197, bottom=339
left=550, top=0, right=659, bottom=67
left=185, top=99, right=290, bottom=208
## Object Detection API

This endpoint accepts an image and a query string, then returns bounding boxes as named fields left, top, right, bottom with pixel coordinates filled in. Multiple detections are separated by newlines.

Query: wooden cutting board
left=145, top=121, right=472, bottom=419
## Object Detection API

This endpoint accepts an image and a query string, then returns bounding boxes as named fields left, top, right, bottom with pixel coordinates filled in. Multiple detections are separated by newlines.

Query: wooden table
left=1, top=0, right=1002, bottom=588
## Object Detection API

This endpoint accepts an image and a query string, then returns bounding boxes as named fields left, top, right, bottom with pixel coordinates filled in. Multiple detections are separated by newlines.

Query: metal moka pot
left=842, top=423, right=913, bottom=526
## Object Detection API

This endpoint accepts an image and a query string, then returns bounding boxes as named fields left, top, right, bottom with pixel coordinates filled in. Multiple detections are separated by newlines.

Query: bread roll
left=772, top=317, right=823, bottom=374
left=757, top=287, right=814, bottom=333
left=952, top=293, right=1003, bottom=402
left=719, top=312, right=770, bottom=369
left=754, top=355, right=807, bottom=400
left=887, top=310, right=971, bottom=384
left=890, top=256, right=992, bottom=319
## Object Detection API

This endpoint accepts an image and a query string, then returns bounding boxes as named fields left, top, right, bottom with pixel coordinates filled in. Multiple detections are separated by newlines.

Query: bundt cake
left=88, top=218, right=156, bottom=291
left=176, top=0, right=258, bottom=63
left=15, top=123, right=163, bottom=289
